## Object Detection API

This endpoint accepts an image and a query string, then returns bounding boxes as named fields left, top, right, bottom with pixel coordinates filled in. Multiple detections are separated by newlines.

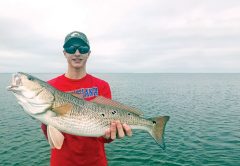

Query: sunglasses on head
left=64, top=45, right=90, bottom=54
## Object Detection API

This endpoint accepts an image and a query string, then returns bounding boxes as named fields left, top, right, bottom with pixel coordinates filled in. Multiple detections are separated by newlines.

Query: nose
left=74, top=50, right=81, bottom=56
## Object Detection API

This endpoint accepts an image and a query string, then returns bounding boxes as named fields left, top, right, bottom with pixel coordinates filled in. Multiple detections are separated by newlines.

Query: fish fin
left=47, top=128, right=55, bottom=149
left=91, top=96, right=144, bottom=116
left=148, top=116, right=170, bottom=150
left=71, top=93, right=84, bottom=99
left=47, top=125, right=64, bottom=149
left=53, top=103, right=73, bottom=115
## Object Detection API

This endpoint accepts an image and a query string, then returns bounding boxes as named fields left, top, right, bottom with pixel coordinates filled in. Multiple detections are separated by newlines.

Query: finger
left=104, top=128, right=110, bottom=139
left=110, top=122, right=117, bottom=140
left=123, top=123, right=132, bottom=137
left=116, top=120, right=125, bottom=139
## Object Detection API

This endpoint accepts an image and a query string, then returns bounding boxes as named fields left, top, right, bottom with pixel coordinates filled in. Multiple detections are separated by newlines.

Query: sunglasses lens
left=65, top=46, right=77, bottom=54
left=78, top=46, right=90, bottom=54
left=65, top=45, right=90, bottom=54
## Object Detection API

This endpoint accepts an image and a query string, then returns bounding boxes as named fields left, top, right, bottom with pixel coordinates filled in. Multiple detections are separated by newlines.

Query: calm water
left=0, top=73, right=240, bottom=166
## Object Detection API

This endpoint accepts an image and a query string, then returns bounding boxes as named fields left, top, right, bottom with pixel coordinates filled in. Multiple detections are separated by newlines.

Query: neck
left=65, top=67, right=87, bottom=79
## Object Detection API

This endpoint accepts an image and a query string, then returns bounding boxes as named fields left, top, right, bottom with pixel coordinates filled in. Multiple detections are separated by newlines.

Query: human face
left=64, top=48, right=90, bottom=69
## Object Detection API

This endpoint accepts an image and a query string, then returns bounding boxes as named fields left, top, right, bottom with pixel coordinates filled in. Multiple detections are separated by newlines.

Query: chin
left=68, top=60, right=87, bottom=69
left=72, top=63, right=86, bottom=69
left=72, top=65, right=84, bottom=69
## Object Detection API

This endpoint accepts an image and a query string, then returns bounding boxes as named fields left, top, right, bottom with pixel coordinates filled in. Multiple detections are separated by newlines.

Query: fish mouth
left=6, top=73, right=22, bottom=91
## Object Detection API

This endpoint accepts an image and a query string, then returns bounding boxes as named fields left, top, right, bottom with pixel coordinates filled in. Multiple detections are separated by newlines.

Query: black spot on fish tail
left=27, top=76, right=34, bottom=81
left=147, top=116, right=170, bottom=150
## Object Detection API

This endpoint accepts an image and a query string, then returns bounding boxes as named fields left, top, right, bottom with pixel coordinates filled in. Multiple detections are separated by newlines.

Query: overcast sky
left=0, top=0, right=240, bottom=73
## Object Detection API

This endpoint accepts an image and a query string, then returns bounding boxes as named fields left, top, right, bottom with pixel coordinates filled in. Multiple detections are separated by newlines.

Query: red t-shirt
left=41, top=74, right=112, bottom=166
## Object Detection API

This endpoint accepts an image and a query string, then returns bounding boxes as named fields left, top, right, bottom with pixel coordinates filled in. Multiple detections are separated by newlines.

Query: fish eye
left=28, top=76, right=34, bottom=81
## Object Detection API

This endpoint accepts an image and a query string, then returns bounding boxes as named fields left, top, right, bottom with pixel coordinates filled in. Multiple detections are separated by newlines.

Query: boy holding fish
left=41, top=31, right=132, bottom=166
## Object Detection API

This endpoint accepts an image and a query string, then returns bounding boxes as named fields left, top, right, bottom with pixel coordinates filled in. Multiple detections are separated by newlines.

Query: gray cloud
left=0, top=0, right=240, bottom=73
left=0, top=17, right=61, bottom=56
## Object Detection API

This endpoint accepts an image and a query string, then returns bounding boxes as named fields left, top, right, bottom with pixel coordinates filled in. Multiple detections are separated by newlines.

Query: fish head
left=7, top=72, right=54, bottom=115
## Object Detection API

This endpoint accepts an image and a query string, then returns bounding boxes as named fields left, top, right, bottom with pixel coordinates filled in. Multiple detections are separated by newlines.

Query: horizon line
left=1, top=72, right=240, bottom=74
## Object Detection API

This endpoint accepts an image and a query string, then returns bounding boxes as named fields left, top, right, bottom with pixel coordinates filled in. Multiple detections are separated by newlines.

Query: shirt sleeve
left=100, top=81, right=112, bottom=99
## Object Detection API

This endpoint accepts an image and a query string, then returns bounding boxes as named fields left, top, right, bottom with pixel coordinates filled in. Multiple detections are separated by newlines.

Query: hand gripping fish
left=7, top=72, right=170, bottom=149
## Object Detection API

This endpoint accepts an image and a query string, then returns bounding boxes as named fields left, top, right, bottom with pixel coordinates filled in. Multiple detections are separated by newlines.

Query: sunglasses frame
left=64, top=45, right=90, bottom=54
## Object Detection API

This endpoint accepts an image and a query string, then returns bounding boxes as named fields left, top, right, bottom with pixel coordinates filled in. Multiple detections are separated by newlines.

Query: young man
left=41, top=31, right=132, bottom=166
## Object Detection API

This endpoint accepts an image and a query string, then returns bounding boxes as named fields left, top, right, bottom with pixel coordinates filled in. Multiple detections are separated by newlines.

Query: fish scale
left=53, top=98, right=156, bottom=136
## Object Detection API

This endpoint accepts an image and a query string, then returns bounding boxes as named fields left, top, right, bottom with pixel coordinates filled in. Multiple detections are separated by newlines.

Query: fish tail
left=147, top=116, right=170, bottom=150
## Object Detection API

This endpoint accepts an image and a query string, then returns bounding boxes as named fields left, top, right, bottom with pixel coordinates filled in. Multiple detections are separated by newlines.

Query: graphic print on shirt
left=68, top=87, right=99, bottom=99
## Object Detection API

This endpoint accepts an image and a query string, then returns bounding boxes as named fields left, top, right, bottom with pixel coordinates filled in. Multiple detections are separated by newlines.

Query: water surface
left=0, top=73, right=239, bottom=166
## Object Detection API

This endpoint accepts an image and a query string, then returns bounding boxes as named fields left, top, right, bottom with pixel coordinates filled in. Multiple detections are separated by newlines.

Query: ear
left=87, top=51, right=91, bottom=57
left=63, top=50, right=67, bottom=58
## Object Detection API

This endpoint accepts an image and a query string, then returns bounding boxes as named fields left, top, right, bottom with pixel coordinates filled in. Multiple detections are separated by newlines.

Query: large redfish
left=7, top=72, right=170, bottom=149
